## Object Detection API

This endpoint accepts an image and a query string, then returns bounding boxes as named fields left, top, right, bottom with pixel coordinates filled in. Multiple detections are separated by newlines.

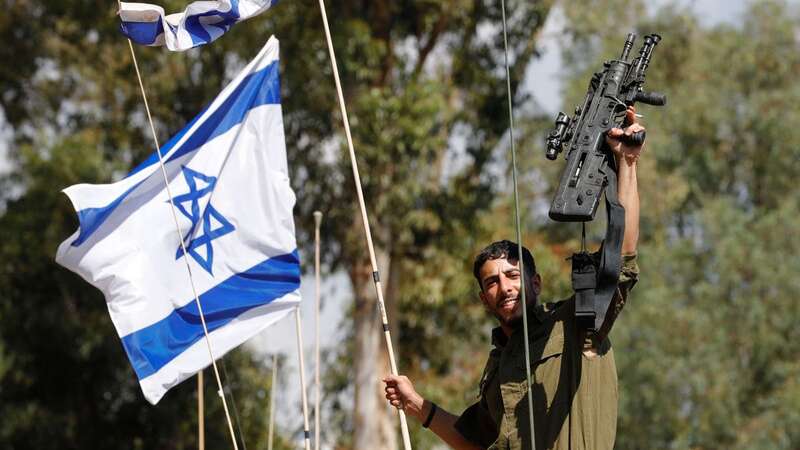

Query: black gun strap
left=572, top=165, right=625, bottom=332
left=595, top=168, right=625, bottom=330
left=572, top=251, right=597, bottom=331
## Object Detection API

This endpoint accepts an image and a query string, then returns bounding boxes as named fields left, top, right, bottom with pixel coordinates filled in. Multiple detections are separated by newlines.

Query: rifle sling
left=573, top=161, right=625, bottom=332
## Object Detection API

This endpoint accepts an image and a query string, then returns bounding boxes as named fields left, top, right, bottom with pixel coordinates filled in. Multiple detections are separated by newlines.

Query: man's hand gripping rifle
left=545, top=33, right=665, bottom=333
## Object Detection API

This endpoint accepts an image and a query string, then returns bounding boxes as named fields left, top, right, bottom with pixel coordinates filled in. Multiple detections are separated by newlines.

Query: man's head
left=473, top=240, right=540, bottom=332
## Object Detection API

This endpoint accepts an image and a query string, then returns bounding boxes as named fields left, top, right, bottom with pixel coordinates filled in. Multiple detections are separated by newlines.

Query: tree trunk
left=351, top=248, right=398, bottom=450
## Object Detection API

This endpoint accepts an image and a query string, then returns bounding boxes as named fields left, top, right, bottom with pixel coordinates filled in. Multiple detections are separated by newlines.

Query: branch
left=373, top=0, right=394, bottom=86
left=413, top=8, right=451, bottom=77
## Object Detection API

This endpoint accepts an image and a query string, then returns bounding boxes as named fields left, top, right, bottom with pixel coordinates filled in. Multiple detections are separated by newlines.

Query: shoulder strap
left=572, top=163, right=625, bottom=332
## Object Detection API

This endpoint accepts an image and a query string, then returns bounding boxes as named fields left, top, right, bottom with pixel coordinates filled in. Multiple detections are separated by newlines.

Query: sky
left=526, top=0, right=751, bottom=115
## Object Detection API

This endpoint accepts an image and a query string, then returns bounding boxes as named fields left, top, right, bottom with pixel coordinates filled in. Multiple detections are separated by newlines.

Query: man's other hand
left=383, top=375, right=425, bottom=420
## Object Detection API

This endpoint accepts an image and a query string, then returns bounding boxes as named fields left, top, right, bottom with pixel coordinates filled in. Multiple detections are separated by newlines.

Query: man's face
left=478, top=256, right=540, bottom=330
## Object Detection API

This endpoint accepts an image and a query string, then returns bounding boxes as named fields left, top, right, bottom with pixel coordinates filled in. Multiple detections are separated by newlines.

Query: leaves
left=3, top=0, right=799, bottom=449
left=551, top=1, right=800, bottom=448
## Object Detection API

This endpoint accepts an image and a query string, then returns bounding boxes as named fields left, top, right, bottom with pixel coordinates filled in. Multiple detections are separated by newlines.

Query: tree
left=270, top=1, right=554, bottom=447
left=15, top=1, right=797, bottom=448
left=1, top=1, right=299, bottom=448
left=540, top=1, right=800, bottom=448
left=1, top=1, right=559, bottom=448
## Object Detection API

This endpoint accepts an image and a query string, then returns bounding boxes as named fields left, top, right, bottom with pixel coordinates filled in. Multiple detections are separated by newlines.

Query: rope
left=500, top=0, right=537, bottom=447
left=313, top=211, right=323, bottom=450
left=119, top=11, right=239, bottom=450
left=315, top=1, right=413, bottom=448
left=221, top=358, right=249, bottom=450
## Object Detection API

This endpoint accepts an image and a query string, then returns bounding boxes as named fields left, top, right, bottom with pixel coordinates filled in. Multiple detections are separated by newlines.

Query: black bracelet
left=422, top=402, right=437, bottom=429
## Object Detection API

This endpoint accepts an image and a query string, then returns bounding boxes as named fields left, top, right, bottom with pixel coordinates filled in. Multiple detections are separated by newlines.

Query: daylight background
left=2, top=0, right=800, bottom=449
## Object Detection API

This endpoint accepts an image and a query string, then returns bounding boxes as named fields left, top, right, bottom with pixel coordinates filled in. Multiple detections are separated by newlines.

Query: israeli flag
left=56, top=37, right=299, bottom=404
left=119, top=0, right=278, bottom=51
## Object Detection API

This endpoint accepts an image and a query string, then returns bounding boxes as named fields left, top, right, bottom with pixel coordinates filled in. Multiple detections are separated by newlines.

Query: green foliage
left=4, top=0, right=798, bottom=448
left=552, top=1, right=800, bottom=448
left=1, top=2, right=308, bottom=449
left=2, top=0, right=556, bottom=448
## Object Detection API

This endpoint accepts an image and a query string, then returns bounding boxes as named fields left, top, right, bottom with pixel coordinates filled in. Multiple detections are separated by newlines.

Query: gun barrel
left=620, top=33, right=636, bottom=60
left=635, top=34, right=662, bottom=77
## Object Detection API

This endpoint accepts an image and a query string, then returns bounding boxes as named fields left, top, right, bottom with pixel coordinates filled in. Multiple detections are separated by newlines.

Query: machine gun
left=544, top=33, right=666, bottom=332
left=546, top=33, right=666, bottom=221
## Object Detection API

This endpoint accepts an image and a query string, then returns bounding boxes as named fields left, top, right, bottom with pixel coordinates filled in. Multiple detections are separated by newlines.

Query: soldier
left=383, top=109, right=644, bottom=449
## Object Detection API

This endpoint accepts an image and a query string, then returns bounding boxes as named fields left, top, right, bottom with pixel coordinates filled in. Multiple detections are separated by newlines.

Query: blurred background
left=2, top=0, right=799, bottom=449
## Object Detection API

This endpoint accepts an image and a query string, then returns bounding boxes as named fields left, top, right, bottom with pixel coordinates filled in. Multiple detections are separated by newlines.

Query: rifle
left=546, top=33, right=666, bottom=221
left=544, top=33, right=666, bottom=332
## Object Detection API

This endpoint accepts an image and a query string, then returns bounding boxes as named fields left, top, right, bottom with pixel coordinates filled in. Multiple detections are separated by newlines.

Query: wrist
left=422, top=401, right=438, bottom=428
left=408, top=393, right=426, bottom=421
left=616, top=153, right=639, bottom=169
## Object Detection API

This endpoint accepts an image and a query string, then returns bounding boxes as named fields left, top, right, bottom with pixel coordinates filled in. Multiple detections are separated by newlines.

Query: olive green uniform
left=455, top=254, right=639, bottom=450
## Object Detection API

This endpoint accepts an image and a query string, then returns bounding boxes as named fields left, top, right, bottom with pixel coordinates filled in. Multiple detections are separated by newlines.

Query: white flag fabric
left=56, top=37, right=299, bottom=404
left=119, top=0, right=278, bottom=51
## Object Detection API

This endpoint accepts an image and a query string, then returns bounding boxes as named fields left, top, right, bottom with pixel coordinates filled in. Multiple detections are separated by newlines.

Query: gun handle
left=618, top=130, right=646, bottom=146
left=634, top=91, right=667, bottom=106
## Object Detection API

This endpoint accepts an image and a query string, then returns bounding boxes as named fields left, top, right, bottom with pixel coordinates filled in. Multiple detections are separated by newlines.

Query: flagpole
left=313, top=211, right=322, bottom=450
left=198, top=371, right=205, bottom=450
left=267, top=353, right=277, bottom=450
left=315, top=1, right=413, bottom=449
left=119, top=7, right=239, bottom=448
left=294, top=307, right=312, bottom=450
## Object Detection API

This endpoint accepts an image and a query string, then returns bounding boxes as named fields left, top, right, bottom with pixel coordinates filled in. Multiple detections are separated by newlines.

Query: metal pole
left=267, top=354, right=277, bottom=450
left=198, top=371, right=205, bottom=450
left=295, top=308, right=312, bottom=450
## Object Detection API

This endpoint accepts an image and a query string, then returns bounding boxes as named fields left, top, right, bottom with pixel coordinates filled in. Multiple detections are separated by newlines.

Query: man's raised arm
left=606, top=106, right=643, bottom=256
left=592, top=106, right=644, bottom=342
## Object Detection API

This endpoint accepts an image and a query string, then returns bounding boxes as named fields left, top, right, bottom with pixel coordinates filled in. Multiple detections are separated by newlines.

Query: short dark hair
left=473, top=240, right=536, bottom=290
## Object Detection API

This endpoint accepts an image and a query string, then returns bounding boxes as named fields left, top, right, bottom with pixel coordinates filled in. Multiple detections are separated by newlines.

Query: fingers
left=384, top=386, right=405, bottom=410
left=382, top=376, right=402, bottom=401
left=608, top=119, right=646, bottom=144
left=607, top=106, right=647, bottom=152
left=382, top=375, right=413, bottom=410
left=625, top=106, right=637, bottom=126
left=625, top=123, right=645, bottom=135
left=382, top=374, right=411, bottom=385
left=607, top=127, right=625, bottom=138
left=622, top=123, right=646, bottom=148
left=612, top=108, right=643, bottom=135
left=619, top=124, right=645, bottom=143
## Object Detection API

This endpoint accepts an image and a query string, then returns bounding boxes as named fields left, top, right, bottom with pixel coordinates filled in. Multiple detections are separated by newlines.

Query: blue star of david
left=173, top=166, right=235, bottom=275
